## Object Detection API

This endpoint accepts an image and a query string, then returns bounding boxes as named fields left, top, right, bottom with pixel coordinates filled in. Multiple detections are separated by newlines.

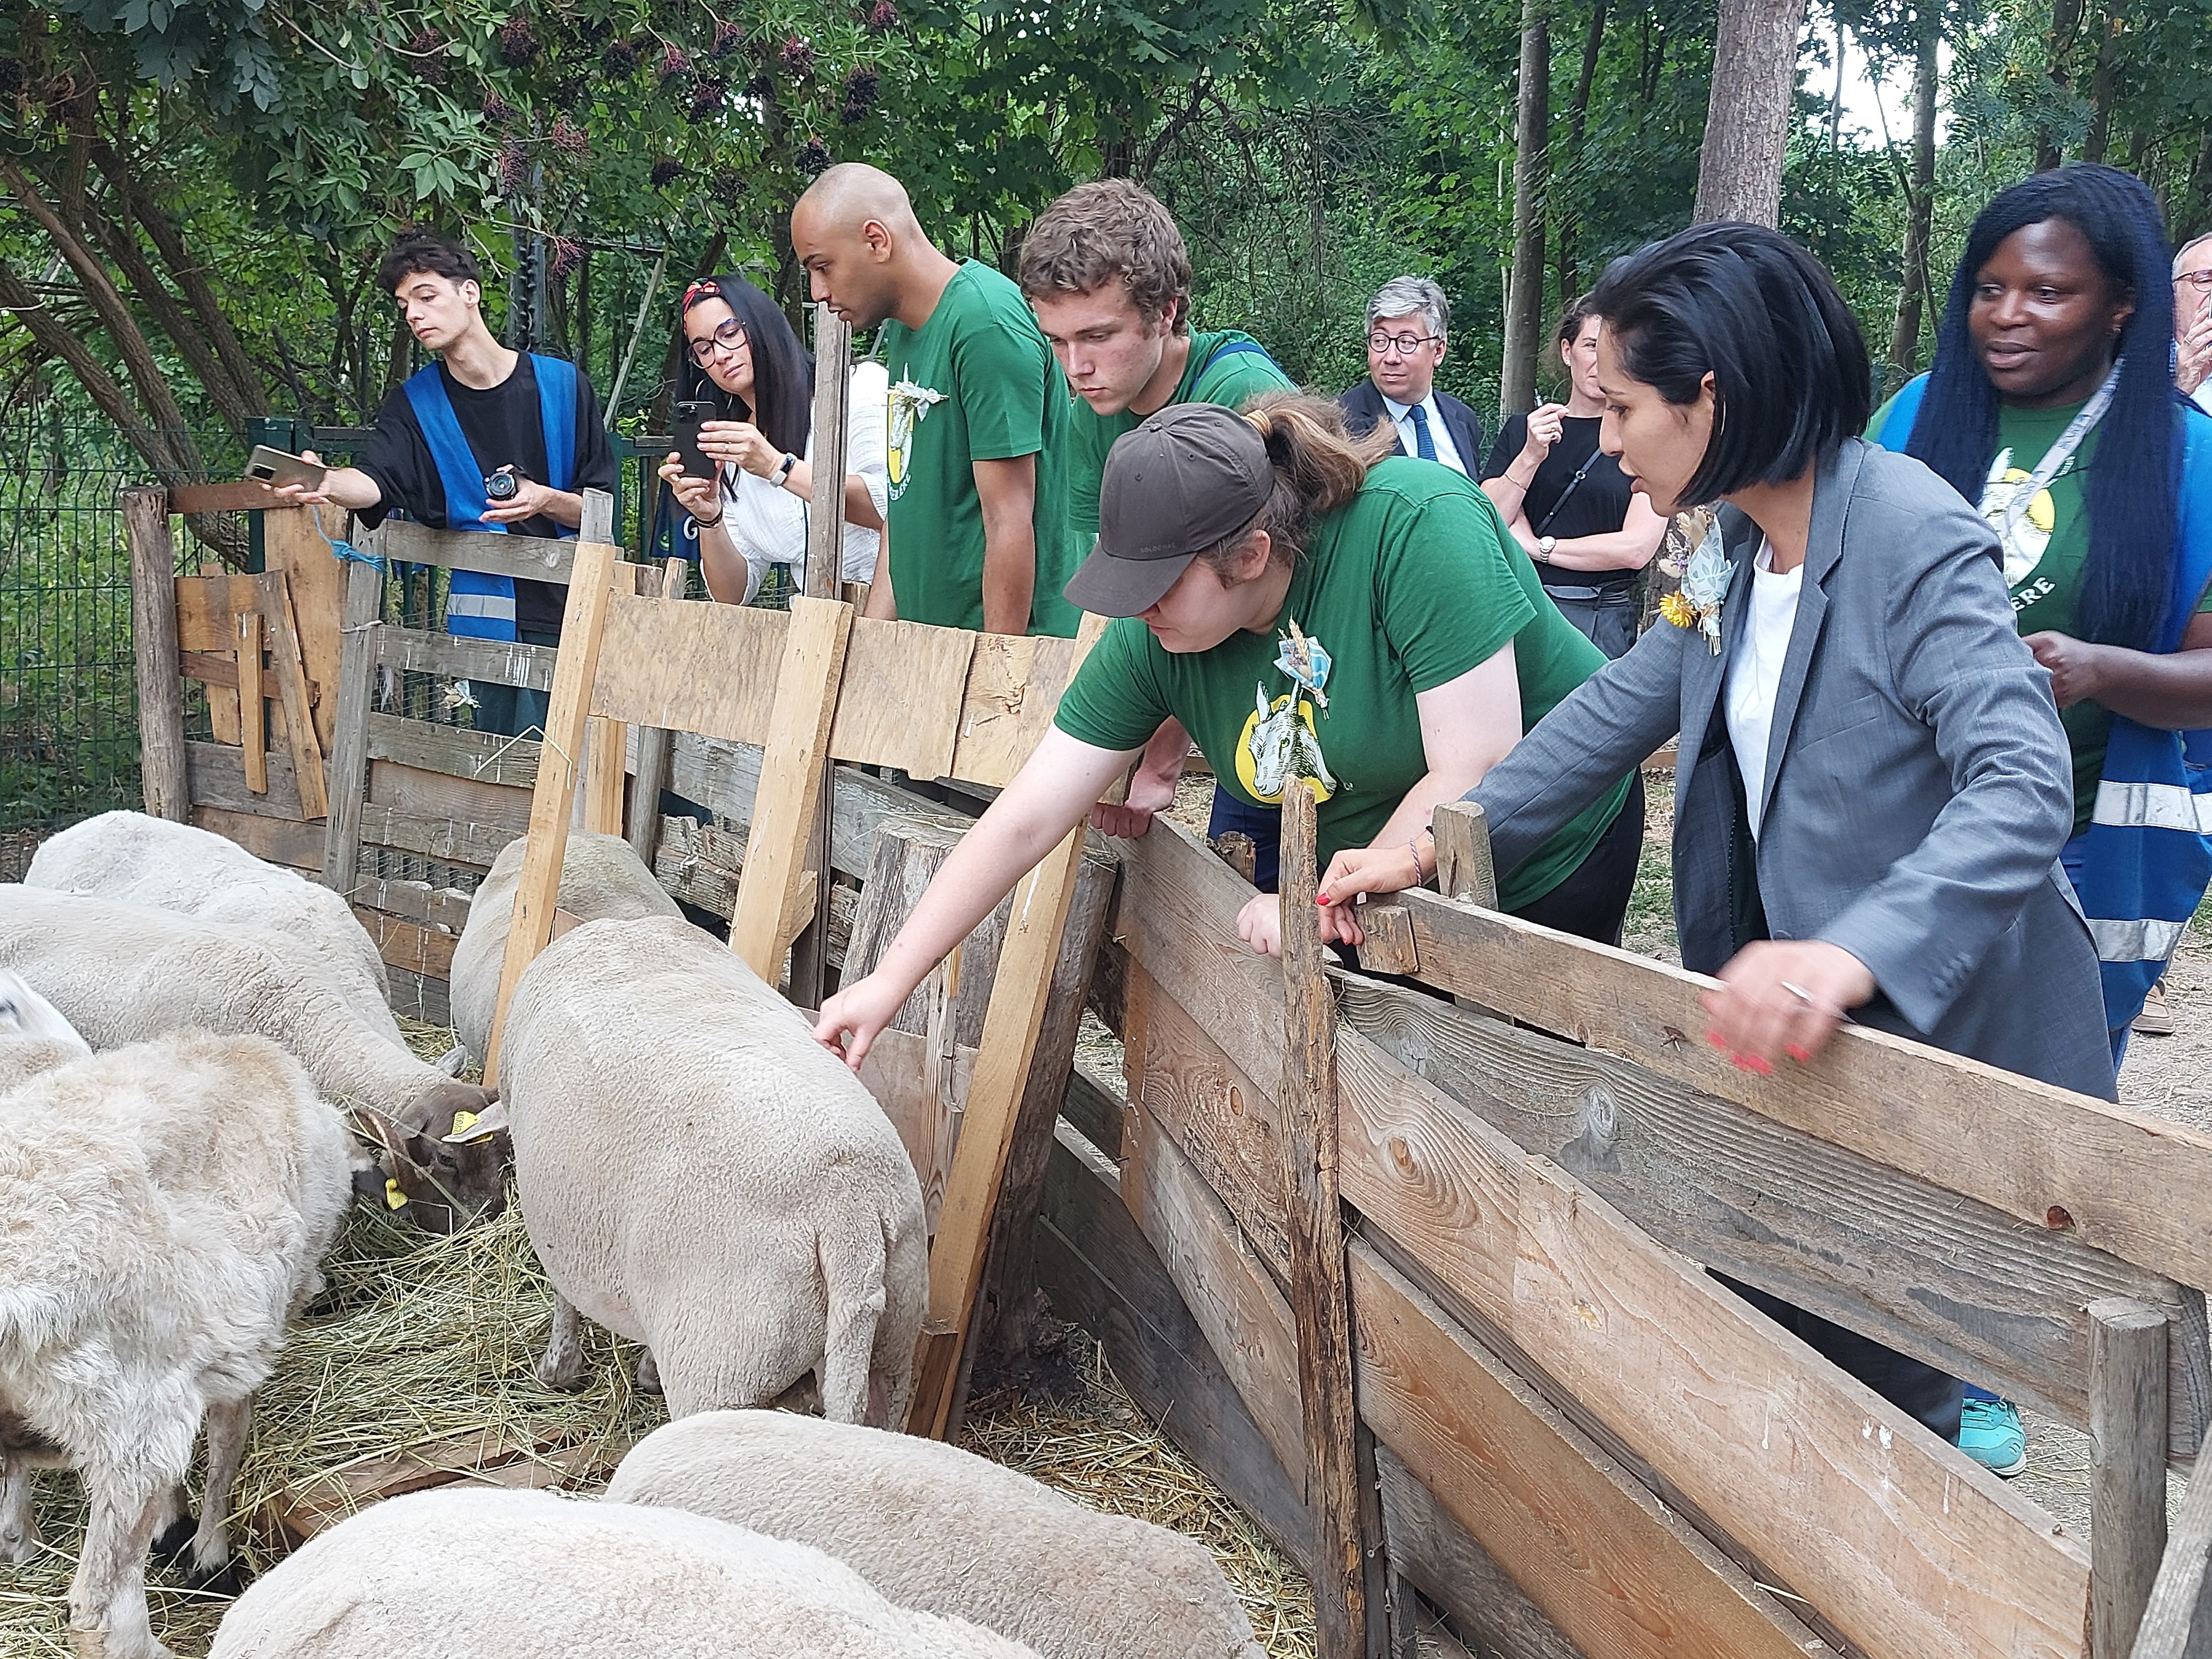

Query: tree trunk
left=2037, top=0, right=2087, bottom=170
left=1885, top=3, right=1942, bottom=390
left=1692, top=0, right=1809, bottom=227
left=1500, top=0, right=1551, bottom=416
left=1556, top=1, right=1608, bottom=299
left=2082, top=1, right=2120, bottom=164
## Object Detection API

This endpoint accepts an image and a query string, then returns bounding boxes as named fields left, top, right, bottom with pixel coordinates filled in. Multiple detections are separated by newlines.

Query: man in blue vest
left=280, top=231, right=617, bottom=737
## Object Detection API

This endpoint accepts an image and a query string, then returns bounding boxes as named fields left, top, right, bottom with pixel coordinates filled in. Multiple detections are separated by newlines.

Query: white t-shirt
left=719, top=359, right=891, bottom=603
left=1724, top=538, right=1802, bottom=841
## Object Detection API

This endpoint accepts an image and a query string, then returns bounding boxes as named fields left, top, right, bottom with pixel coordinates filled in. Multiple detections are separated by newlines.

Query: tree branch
left=84, top=190, right=257, bottom=440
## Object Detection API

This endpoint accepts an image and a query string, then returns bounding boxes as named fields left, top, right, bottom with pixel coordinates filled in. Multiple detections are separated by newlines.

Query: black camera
left=484, top=469, right=521, bottom=503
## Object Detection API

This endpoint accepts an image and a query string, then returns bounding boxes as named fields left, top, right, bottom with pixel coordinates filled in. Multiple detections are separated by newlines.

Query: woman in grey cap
left=814, top=392, right=1640, bottom=1070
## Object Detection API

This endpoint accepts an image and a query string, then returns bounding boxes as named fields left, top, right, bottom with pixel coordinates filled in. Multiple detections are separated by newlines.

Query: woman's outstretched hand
left=1702, top=940, right=1874, bottom=1072
left=813, top=973, right=908, bottom=1072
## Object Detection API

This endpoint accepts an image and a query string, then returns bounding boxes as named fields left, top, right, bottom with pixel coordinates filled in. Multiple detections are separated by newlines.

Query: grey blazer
left=1472, top=438, right=2115, bottom=1100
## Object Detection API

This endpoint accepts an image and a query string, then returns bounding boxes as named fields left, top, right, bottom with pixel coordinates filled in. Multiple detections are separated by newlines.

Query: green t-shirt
left=1872, top=388, right=2212, bottom=834
left=1052, top=458, right=1630, bottom=908
left=1065, top=330, right=1295, bottom=542
left=879, top=261, right=1081, bottom=637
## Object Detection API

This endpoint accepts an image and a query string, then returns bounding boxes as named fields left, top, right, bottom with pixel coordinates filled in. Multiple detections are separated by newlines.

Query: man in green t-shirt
left=791, top=163, right=1079, bottom=636
left=1017, top=178, right=1297, bottom=828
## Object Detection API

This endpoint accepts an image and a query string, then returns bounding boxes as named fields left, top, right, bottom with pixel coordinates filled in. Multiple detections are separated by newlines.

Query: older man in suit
left=1338, top=277, right=1484, bottom=473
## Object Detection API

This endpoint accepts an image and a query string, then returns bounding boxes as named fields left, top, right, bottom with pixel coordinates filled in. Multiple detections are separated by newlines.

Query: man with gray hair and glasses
left=2179, top=232, right=2212, bottom=415
left=1338, top=276, right=1483, bottom=474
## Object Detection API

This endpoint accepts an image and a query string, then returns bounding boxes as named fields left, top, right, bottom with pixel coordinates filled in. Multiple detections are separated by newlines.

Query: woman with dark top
left=1481, top=297, right=1670, bottom=657
left=1318, top=222, right=2112, bottom=1462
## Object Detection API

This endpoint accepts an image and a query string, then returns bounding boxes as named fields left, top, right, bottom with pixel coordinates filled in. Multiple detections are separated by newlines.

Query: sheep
left=208, top=1485, right=1045, bottom=1659
left=0, top=885, right=504, bottom=1231
left=447, top=829, right=680, bottom=1066
left=605, top=1410, right=1267, bottom=1659
left=474, top=914, right=925, bottom=1424
left=26, top=811, right=401, bottom=1046
left=0, top=1030, right=353, bottom=1659
left=0, top=968, right=92, bottom=1093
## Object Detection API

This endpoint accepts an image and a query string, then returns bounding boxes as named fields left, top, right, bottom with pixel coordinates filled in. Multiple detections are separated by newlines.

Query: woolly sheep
left=606, top=1410, right=1266, bottom=1659
left=208, top=1485, right=1044, bottom=1659
left=26, top=811, right=401, bottom=1045
left=0, top=885, right=503, bottom=1230
left=447, top=829, right=680, bottom=1065
left=476, top=915, right=925, bottom=1424
left=0, top=1031, right=353, bottom=1659
left=0, top=968, right=92, bottom=1093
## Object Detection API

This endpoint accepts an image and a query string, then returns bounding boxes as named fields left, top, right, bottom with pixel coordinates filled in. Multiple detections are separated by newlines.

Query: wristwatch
left=771, top=453, right=798, bottom=487
left=1537, top=535, right=1556, bottom=563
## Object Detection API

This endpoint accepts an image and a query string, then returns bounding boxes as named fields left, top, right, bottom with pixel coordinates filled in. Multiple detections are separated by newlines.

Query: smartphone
left=244, top=444, right=327, bottom=490
left=672, top=400, right=717, bottom=482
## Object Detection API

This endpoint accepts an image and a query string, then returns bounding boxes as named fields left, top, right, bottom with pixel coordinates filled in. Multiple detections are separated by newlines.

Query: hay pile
left=0, top=1021, right=1315, bottom=1659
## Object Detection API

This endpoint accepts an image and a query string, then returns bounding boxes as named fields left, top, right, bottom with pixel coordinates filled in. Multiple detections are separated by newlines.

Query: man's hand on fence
left=1702, top=940, right=1874, bottom=1072
left=1236, top=893, right=1284, bottom=957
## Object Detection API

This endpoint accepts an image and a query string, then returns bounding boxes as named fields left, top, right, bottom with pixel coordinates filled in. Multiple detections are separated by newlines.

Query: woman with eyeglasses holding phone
left=659, top=275, right=889, bottom=604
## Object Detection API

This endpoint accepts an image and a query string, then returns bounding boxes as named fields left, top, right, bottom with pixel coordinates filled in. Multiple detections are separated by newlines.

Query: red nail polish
left=1787, top=1044, right=1812, bottom=1063
left=1316, top=895, right=1331, bottom=906
left=1747, top=1055, right=1773, bottom=1075
left=1707, top=1030, right=1728, bottom=1051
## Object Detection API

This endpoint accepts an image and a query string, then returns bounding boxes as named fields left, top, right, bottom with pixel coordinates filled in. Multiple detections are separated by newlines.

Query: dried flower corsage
left=1658, top=524, right=1730, bottom=654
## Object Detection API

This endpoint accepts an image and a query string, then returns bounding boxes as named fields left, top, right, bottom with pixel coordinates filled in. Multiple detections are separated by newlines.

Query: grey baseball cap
left=1062, top=403, right=1274, bottom=618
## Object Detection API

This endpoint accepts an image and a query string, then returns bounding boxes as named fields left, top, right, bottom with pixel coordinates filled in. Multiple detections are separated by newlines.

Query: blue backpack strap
left=1201, top=338, right=1278, bottom=376
left=403, top=364, right=517, bottom=640
left=1867, top=373, right=1930, bottom=453
left=530, top=353, right=579, bottom=504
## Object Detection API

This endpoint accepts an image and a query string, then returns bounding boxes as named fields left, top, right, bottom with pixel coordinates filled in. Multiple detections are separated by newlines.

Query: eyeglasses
left=686, top=318, right=750, bottom=364
left=1369, top=330, right=1440, bottom=357
left=2176, top=270, right=2212, bottom=292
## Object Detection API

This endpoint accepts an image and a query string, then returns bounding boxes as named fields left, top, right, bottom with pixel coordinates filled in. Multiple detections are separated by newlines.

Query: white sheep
left=0, top=1030, right=353, bottom=1659
left=447, top=829, right=679, bottom=1065
left=26, top=811, right=401, bottom=1045
left=476, top=914, right=925, bottom=1424
left=606, top=1410, right=1266, bottom=1659
left=0, top=968, right=92, bottom=1093
left=208, top=1485, right=1044, bottom=1659
left=0, top=885, right=503, bottom=1230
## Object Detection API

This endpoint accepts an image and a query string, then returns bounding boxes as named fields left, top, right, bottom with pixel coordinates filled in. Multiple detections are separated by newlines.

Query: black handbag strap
left=1532, top=447, right=1600, bottom=537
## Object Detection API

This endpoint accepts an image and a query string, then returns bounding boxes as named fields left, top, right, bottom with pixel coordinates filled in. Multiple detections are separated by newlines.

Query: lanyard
left=1999, top=361, right=2120, bottom=543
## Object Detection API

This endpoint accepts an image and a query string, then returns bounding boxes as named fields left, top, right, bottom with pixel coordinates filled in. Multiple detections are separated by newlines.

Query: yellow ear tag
left=450, top=1110, right=480, bottom=1139
left=384, top=1178, right=409, bottom=1211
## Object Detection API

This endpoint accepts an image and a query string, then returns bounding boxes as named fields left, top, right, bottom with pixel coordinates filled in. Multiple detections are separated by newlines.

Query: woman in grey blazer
left=1317, top=223, right=2113, bottom=1448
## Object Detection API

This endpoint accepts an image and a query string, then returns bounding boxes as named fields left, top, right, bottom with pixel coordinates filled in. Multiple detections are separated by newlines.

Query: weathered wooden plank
left=321, top=556, right=384, bottom=901
left=169, top=480, right=284, bottom=516
left=366, top=760, right=536, bottom=839
left=728, top=597, right=852, bottom=981
left=236, top=609, right=267, bottom=795
left=1376, top=889, right=2212, bottom=1293
left=2131, top=1463, right=2212, bottom=1659
left=649, top=816, right=857, bottom=958
left=261, top=503, right=346, bottom=752
left=259, top=570, right=329, bottom=819
left=374, top=625, right=560, bottom=693
left=353, top=904, right=459, bottom=980
left=367, top=712, right=541, bottom=790
left=1034, top=1120, right=1316, bottom=1575
left=371, top=518, right=577, bottom=584
left=664, top=739, right=973, bottom=880
left=945, top=630, right=1091, bottom=788
left=191, top=805, right=325, bottom=873
left=584, top=715, right=626, bottom=836
left=858, top=1025, right=977, bottom=1235
left=351, top=875, right=474, bottom=934
left=1062, top=1064, right=1124, bottom=1163
left=829, top=618, right=977, bottom=779
left=188, top=740, right=305, bottom=819
left=1373, top=1448, right=1586, bottom=1659
left=385, top=966, right=453, bottom=1027
left=622, top=559, right=689, bottom=871
left=1353, top=1242, right=1827, bottom=1659
left=124, top=486, right=188, bottom=821
left=1338, top=975, right=2211, bottom=1461
left=2093, top=1300, right=2170, bottom=1658
left=356, top=803, right=518, bottom=870
left=1120, top=1089, right=1305, bottom=1488
left=1429, top=801, right=1496, bottom=907
left=592, top=589, right=785, bottom=745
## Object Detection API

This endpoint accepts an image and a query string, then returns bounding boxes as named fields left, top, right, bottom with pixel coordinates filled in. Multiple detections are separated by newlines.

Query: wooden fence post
left=2092, top=1297, right=2170, bottom=1657
left=1430, top=800, right=1496, bottom=908
left=623, top=558, right=687, bottom=870
left=2129, top=1460, right=2212, bottom=1659
left=321, top=540, right=384, bottom=899
left=1281, top=777, right=1386, bottom=1658
left=122, top=485, right=188, bottom=822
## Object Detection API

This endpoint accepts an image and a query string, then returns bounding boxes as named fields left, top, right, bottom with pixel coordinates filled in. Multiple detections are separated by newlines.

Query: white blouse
left=1723, top=537, right=1802, bottom=841
left=717, top=359, right=890, bottom=603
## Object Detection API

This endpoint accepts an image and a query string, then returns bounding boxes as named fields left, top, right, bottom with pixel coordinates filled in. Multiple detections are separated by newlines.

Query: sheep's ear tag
left=383, top=1178, right=409, bottom=1211
left=443, top=1109, right=498, bottom=1145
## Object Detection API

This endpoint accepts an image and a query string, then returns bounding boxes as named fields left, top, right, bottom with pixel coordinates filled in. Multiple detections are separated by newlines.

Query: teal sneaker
left=1958, top=1396, right=2028, bottom=1478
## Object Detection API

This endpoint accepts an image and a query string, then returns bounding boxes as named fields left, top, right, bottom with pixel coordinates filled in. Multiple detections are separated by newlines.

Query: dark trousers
left=1206, top=771, right=1645, bottom=950
left=471, top=627, right=561, bottom=739
left=1545, top=586, right=1640, bottom=660
left=1714, top=1273, right=1965, bottom=1441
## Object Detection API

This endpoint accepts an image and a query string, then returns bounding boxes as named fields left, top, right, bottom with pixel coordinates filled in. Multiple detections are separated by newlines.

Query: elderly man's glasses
left=687, top=319, right=750, bottom=364
left=1369, top=330, right=1440, bottom=357
left=2176, top=270, right=2212, bottom=293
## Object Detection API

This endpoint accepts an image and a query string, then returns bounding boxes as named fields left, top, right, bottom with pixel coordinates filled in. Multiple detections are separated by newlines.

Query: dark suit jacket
left=1468, top=438, right=2115, bottom=1100
left=1338, top=379, right=1484, bottom=474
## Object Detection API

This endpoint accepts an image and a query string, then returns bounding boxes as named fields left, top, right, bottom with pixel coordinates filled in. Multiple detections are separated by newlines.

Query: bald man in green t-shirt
left=1018, top=179, right=1297, bottom=826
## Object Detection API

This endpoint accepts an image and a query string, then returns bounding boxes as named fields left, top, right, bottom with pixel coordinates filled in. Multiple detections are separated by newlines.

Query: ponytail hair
left=1198, top=393, right=1393, bottom=575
